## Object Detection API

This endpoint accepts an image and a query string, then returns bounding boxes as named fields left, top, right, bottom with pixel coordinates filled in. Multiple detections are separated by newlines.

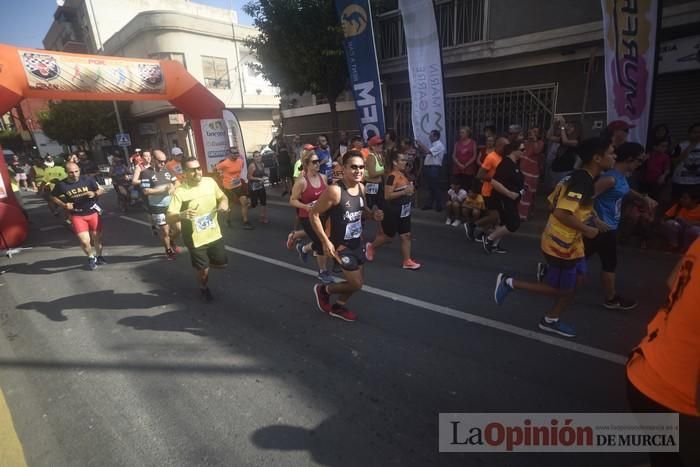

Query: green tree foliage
left=0, top=129, right=23, bottom=152
left=38, top=100, right=131, bottom=146
left=243, top=0, right=348, bottom=143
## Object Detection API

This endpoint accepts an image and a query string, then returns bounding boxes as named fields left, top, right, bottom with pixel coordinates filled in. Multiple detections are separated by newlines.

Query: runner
left=493, top=137, right=615, bottom=337
left=289, top=150, right=332, bottom=283
left=50, top=162, right=106, bottom=270
left=472, top=137, right=508, bottom=241
left=364, top=135, right=386, bottom=261
left=139, top=149, right=181, bottom=259
left=215, top=147, right=253, bottom=230
left=109, top=157, right=132, bottom=212
left=309, top=150, right=384, bottom=322
left=166, top=147, right=185, bottom=182
left=368, top=149, right=421, bottom=269
left=247, top=151, right=269, bottom=224
left=166, top=157, right=229, bottom=302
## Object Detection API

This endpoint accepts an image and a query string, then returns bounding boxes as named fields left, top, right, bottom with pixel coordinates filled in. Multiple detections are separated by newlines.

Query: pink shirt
left=644, top=151, right=670, bottom=183
left=453, top=139, right=477, bottom=176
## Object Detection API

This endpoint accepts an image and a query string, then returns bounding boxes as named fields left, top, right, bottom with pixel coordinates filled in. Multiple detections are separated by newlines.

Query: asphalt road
left=0, top=186, right=686, bottom=466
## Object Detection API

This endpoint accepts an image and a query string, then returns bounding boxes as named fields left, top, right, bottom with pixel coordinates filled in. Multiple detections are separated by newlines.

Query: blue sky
left=0, top=0, right=254, bottom=49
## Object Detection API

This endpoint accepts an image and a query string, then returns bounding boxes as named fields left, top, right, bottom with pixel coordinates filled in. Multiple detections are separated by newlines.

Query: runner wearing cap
left=215, top=147, right=253, bottom=230
left=309, top=150, right=384, bottom=322
left=167, top=147, right=185, bottom=182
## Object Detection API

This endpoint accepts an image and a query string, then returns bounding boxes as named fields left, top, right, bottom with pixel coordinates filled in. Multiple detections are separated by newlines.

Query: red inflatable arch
left=0, top=43, right=226, bottom=248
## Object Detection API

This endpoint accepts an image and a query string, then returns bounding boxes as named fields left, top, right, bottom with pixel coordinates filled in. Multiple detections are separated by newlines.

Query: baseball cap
left=303, top=144, right=316, bottom=151
left=171, top=147, right=183, bottom=156
left=607, top=120, right=635, bottom=132
left=368, top=135, right=383, bottom=146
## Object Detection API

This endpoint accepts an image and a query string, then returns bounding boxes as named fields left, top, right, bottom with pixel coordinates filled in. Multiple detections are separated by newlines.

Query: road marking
left=0, top=388, right=28, bottom=467
left=39, top=225, right=64, bottom=232
left=120, top=215, right=627, bottom=366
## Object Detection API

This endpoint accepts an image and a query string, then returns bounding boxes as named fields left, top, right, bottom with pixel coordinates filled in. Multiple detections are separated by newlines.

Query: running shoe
left=482, top=237, right=495, bottom=254
left=445, top=218, right=453, bottom=225
left=171, top=246, right=182, bottom=254
left=536, top=262, right=548, bottom=282
left=313, top=284, right=332, bottom=314
left=286, top=231, right=295, bottom=250
left=95, top=255, right=107, bottom=265
left=317, top=270, right=334, bottom=284
left=243, top=221, right=255, bottom=230
left=296, top=241, right=309, bottom=263
left=604, top=295, right=638, bottom=311
left=463, top=223, right=475, bottom=241
left=494, top=273, right=512, bottom=305
left=87, top=256, right=98, bottom=271
left=493, top=244, right=508, bottom=254
left=166, top=249, right=177, bottom=261
left=538, top=318, right=577, bottom=338
left=329, top=304, right=358, bottom=322
left=451, top=219, right=462, bottom=227
left=200, top=287, right=214, bottom=303
left=365, top=242, right=375, bottom=262
left=402, top=259, right=421, bottom=270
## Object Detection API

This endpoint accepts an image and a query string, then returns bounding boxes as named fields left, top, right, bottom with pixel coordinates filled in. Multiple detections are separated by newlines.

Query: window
left=149, top=52, right=186, bottom=69
left=201, top=56, right=230, bottom=89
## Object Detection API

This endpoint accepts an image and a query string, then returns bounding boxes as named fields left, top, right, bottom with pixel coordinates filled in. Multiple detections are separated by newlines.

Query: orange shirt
left=480, top=151, right=502, bottom=197
left=665, top=203, right=700, bottom=222
left=165, top=160, right=184, bottom=182
left=215, top=157, right=244, bottom=190
left=627, top=238, right=700, bottom=416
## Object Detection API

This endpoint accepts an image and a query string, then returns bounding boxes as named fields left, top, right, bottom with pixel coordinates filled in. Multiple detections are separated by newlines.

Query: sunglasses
left=349, top=164, right=365, bottom=171
left=185, top=166, right=202, bottom=172
left=309, top=159, right=321, bottom=164
left=155, top=159, right=167, bottom=163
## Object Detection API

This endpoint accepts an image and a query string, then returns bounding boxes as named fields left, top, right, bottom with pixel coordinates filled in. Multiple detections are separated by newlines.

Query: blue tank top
left=594, top=169, right=629, bottom=229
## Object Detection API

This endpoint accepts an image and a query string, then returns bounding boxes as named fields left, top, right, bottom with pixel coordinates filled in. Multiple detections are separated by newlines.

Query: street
left=0, top=187, right=680, bottom=467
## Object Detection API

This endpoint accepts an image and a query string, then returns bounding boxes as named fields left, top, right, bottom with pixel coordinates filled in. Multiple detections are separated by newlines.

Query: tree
left=0, top=129, right=23, bottom=152
left=243, top=0, right=348, bottom=145
left=38, top=100, right=131, bottom=147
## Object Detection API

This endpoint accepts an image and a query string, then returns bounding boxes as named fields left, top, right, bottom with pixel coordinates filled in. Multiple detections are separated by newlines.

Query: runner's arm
left=288, top=177, right=309, bottom=211
left=132, top=166, right=142, bottom=186
left=309, top=186, right=340, bottom=244
left=215, top=185, right=229, bottom=213
left=593, top=175, right=616, bottom=196
left=476, top=166, right=490, bottom=182
left=490, top=179, right=517, bottom=200
left=552, top=208, right=598, bottom=238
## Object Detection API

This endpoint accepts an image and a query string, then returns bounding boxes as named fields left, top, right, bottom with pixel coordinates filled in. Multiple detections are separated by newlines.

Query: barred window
left=201, top=56, right=230, bottom=89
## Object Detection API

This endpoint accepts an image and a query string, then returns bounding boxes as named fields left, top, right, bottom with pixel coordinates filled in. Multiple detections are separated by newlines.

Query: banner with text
left=200, top=119, right=230, bottom=173
left=399, top=0, right=446, bottom=148
left=336, top=0, right=385, bottom=141
left=601, top=0, right=659, bottom=145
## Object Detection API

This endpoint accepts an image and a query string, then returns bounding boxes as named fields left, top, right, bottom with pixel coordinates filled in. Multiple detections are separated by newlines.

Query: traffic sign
left=115, top=133, right=131, bottom=147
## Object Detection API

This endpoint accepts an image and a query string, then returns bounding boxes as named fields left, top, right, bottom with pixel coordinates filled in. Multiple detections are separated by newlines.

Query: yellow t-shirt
left=541, top=169, right=595, bottom=260
left=463, top=193, right=485, bottom=211
left=43, top=166, right=67, bottom=190
left=168, top=177, right=225, bottom=248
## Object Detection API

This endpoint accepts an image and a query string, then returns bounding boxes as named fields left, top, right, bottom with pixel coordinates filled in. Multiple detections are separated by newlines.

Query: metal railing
left=377, top=0, right=488, bottom=60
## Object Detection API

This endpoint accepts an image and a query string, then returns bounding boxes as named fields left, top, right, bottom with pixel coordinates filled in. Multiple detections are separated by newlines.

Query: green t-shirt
left=167, top=177, right=225, bottom=248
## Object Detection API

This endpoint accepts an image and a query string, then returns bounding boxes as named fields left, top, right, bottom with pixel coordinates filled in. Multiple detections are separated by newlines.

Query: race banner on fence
left=336, top=0, right=385, bottom=140
left=601, top=0, right=659, bottom=145
left=18, top=50, right=165, bottom=94
left=398, top=0, right=446, bottom=149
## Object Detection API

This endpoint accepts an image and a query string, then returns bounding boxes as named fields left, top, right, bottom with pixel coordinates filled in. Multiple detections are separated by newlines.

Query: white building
left=43, top=0, right=280, bottom=155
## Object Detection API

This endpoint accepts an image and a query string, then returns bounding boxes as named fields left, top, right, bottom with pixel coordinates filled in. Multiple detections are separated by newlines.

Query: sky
left=0, top=0, right=254, bottom=49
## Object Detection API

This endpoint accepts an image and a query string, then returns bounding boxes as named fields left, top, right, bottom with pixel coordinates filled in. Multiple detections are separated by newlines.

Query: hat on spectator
left=368, top=135, right=383, bottom=146
left=171, top=147, right=184, bottom=156
left=607, top=120, right=635, bottom=132
left=508, top=124, right=522, bottom=133
left=303, top=144, right=316, bottom=151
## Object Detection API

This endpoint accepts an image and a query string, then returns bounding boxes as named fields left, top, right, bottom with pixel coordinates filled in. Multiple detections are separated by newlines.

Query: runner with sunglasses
left=140, top=149, right=181, bottom=259
left=309, top=150, right=384, bottom=322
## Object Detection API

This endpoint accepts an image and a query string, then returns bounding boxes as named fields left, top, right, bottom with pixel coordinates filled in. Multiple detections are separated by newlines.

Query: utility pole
left=230, top=1, right=245, bottom=109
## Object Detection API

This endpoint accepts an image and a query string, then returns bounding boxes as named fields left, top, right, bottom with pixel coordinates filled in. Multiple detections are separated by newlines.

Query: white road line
left=120, top=214, right=627, bottom=366
left=39, top=225, right=64, bottom=232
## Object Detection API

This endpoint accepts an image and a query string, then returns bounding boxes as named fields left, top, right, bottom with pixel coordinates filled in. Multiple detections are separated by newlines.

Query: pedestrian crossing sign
left=116, top=133, right=131, bottom=147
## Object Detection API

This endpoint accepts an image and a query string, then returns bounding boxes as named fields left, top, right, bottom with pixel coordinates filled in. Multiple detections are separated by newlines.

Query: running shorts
left=300, top=217, right=324, bottom=255
left=543, top=254, right=587, bottom=290
left=584, top=229, right=618, bottom=273
left=224, top=184, right=248, bottom=202
left=484, top=195, right=500, bottom=211
left=497, top=197, right=520, bottom=233
left=381, top=204, right=411, bottom=237
left=337, top=244, right=366, bottom=272
left=187, top=238, right=228, bottom=270
left=71, top=212, right=101, bottom=234
left=249, top=187, right=267, bottom=208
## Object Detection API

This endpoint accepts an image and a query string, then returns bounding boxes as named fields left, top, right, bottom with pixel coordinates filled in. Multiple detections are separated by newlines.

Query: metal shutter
left=651, top=70, right=700, bottom=144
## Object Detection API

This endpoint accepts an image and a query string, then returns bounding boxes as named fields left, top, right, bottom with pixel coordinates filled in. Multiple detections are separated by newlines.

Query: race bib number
left=230, top=178, right=242, bottom=189
left=344, top=219, right=362, bottom=240
left=400, top=202, right=411, bottom=218
left=141, top=179, right=151, bottom=188
left=194, top=212, right=216, bottom=232
left=365, top=183, right=379, bottom=195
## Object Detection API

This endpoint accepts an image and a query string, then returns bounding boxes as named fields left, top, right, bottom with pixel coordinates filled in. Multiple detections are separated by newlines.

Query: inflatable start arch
left=0, top=43, right=227, bottom=248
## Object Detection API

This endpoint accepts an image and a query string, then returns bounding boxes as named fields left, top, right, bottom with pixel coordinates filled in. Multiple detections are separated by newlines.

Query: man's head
left=253, top=150, right=262, bottom=162
left=688, top=122, right=700, bottom=143
left=78, top=151, right=87, bottom=160
left=317, top=135, right=328, bottom=149
left=350, top=135, right=363, bottom=149
left=171, top=147, right=184, bottom=160
left=142, top=151, right=152, bottom=165
left=135, top=148, right=142, bottom=154
left=653, top=139, right=670, bottom=154
left=507, top=124, right=522, bottom=142
left=33, top=156, right=44, bottom=167
left=615, top=142, right=645, bottom=174
left=65, top=162, right=80, bottom=182
left=182, top=157, right=202, bottom=185
left=339, top=131, right=348, bottom=143
left=228, top=147, right=241, bottom=160
left=483, top=125, right=496, bottom=138
left=44, top=155, right=55, bottom=167
left=342, top=150, right=365, bottom=185
left=153, top=150, right=167, bottom=170
left=578, top=137, right=616, bottom=173
left=607, top=120, right=633, bottom=147
left=429, top=130, right=440, bottom=142
left=494, top=137, right=509, bottom=156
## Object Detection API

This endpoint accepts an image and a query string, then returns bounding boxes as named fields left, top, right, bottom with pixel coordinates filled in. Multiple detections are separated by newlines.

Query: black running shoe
left=200, top=287, right=214, bottom=303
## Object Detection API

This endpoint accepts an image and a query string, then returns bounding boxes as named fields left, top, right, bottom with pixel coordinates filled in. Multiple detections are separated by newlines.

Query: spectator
left=478, top=134, right=495, bottom=166
left=662, top=189, right=700, bottom=252
left=648, top=123, right=672, bottom=151
left=451, top=126, right=478, bottom=189
left=316, top=135, right=333, bottom=181
left=507, top=124, right=524, bottom=144
left=416, top=130, right=446, bottom=212
left=670, top=122, right=700, bottom=200
left=78, top=151, right=99, bottom=178
left=9, top=155, right=28, bottom=191
left=336, top=131, right=349, bottom=158
left=384, top=129, right=397, bottom=154
left=445, top=179, right=468, bottom=226
left=548, top=118, right=581, bottom=190
left=292, top=135, right=302, bottom=163
left=399, top=137, right=420, bottom=184
left=639, top=138, right=672, bottom=200
left=605, top=120, right=633, bottom=148
left=518, top=127, right=545, bottom=220
left=276, top=140, right=293, bottom=196
left=461, top=178, right=485, bottom=235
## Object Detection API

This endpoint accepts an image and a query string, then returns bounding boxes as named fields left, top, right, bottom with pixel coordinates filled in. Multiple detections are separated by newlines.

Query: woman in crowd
left=518, top=127, right=544, bottom=220
left=248, top=151, right=269, bottom=224
left=547, top=118, right=581, bottom=190
left=451, top=126, right=478, bottom=188
left=662, top=188, right=700, bottom=252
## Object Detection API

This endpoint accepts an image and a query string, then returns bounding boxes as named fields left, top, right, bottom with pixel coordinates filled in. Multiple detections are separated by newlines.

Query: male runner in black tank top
left=309, top=151, right=384, bottom=322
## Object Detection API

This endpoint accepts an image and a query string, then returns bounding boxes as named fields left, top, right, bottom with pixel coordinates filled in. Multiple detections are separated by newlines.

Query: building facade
left=282, top=0, right=700, bottom=147
left=43, top=0, right=280, bottom=156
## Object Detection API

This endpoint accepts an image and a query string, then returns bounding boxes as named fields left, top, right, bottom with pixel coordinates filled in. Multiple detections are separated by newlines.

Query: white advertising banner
left=200, top=119, right=229, bottom=173
left=658, top=35, right=700, bottom=74
left=398, top=0, right=446, bottom=148
left=223, top=109, right=248, bottom=181
left=601, top=0, right=659, bottom=145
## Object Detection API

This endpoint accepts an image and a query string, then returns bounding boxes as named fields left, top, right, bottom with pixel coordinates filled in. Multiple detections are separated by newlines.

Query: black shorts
left=484, top=195, right=500, bottom=211
left=364, top=182, right=384, bottom=210
left=300, top=216, right=324, bottom=255
left=381, top=204, right=411, bottom=237
left=496, top=196, right=520, bottom=233
left=278, top=164, right=292, bottom=179
left=187, top=238, right=228, bottom=270
left=584, top=229, right=618, bottom=273
left=249, top=188, right=267, bottom=208
left=337, top=244, right=366, bottom=271
left=224, top=184, right=248, bottom=202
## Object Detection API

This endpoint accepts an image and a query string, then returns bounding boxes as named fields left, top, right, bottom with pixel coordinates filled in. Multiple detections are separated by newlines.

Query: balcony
left=377, top=0, right=488, bottom=60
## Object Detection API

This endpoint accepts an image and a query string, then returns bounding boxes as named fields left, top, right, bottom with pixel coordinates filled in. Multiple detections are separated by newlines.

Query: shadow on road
left=7, top=253, right=163, bottom=275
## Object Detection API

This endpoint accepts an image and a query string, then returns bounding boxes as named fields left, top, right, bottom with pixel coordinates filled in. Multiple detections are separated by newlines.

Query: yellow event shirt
left=168, top=177, right=225, bottom=248
left=540, top=169, right=595, bottom=260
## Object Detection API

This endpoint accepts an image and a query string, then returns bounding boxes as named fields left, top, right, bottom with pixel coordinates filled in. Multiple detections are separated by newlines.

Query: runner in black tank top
left=308, top=150, right=384, bottom=322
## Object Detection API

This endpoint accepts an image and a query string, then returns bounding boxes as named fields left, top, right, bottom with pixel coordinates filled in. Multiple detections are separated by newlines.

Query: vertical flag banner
left=398, top=0, right=446, bottom=149
left=336, top=0, right=385, bottom=140
left=601, top=0, right=659, bottom=144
